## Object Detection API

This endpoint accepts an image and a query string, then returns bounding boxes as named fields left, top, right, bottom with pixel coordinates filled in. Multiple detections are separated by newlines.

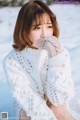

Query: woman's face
left=29, top=13, right=53, bottom=48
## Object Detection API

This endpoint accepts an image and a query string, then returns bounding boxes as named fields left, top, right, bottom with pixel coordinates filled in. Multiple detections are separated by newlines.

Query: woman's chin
left=32, top=43, right=39, bottom=48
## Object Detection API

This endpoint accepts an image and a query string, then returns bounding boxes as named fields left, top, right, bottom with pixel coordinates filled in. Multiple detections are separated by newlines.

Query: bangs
left=32, top=11, right=51, bottom=25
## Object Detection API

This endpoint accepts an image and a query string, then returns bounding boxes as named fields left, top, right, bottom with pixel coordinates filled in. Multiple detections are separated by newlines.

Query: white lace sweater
left=3, top=46, right=74, bottom=120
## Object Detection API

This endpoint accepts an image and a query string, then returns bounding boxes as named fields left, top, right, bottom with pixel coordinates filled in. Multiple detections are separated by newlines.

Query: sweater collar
left=21, top=47, right=42, bottom=57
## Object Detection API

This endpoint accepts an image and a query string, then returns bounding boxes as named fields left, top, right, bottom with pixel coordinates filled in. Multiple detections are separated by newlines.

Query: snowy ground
left=0, top=4, right=80, bottom=119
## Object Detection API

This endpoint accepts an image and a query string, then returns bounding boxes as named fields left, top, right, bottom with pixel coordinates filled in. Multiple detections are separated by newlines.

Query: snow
left=0, top=4, right=80, bottom=119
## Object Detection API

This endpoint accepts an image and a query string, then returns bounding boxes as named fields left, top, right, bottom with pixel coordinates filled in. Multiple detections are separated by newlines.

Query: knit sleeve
left=45, top=47, right=74, bottom=106
left=3, top=56, right=56, bottom=120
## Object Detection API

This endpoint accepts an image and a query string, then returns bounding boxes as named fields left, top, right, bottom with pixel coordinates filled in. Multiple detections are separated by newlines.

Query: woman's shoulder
left=4, top=49, right=16, bottom=60
left=3, top=49, right=21, bottom=67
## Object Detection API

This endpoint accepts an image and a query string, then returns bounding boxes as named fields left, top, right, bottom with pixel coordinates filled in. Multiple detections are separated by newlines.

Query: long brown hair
left=13, top=0, right=59, bottom=50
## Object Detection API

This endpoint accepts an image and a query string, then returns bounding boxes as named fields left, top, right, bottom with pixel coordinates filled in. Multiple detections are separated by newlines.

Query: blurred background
left=0, top=0, right=80, bottom=119
left=0, top=0, right=80, bottom=6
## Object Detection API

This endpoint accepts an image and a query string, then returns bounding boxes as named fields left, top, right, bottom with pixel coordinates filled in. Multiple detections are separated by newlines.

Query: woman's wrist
left=50, top=104, right=75, bottom=120
left=50, top=104, right=67, bottom=120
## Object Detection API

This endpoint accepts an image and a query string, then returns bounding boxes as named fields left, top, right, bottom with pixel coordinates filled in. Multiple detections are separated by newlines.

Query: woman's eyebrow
left=47, top=23, right=52, bottom=24
left=32, top=23, right=52, bottom=26
left=32, top=24, right=41, bottom=26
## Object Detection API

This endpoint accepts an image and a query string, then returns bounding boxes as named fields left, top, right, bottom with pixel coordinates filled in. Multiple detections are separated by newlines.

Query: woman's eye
left=33, top=26, right=40, bottom=30
left=48, top=26, right=53, bottom=28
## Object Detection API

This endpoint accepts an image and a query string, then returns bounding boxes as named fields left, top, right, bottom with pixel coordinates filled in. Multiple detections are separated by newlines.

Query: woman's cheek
left=33, top=32, right=41, bottom=40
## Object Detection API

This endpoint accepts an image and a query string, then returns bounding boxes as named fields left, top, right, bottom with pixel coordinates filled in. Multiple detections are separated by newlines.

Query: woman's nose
left=40, top=29, right=48, bottom=38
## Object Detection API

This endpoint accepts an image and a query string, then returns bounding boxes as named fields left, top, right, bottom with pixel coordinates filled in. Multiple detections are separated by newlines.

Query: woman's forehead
left=32, top=13, right=52, bottom=25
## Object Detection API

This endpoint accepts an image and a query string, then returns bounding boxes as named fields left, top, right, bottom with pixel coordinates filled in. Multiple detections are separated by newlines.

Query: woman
left=3, top=1, right=75, bottom=120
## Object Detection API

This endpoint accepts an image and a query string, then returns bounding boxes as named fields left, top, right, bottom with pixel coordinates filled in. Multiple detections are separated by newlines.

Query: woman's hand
left=50, top=104, right=75, bottom=120
left=50, top=104, right=66, bottom=120
left=39, top=36, right=62, bottom=57
left=19, top=109, right=31, bottom=120
left=47, top=99, right=75, bottom=120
